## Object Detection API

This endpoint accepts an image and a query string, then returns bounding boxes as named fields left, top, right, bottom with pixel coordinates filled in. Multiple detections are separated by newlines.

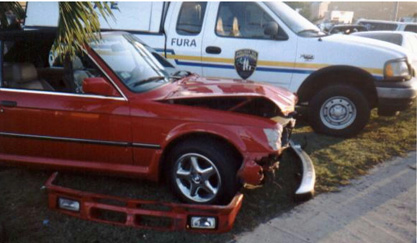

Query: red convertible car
left=0, top=29, right=314, bottom=206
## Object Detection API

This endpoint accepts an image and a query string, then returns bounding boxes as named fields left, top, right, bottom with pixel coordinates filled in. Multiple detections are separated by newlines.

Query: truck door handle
left=206, top=46, right=222, bottom=54
left=1, top=100, right=17, bottom=107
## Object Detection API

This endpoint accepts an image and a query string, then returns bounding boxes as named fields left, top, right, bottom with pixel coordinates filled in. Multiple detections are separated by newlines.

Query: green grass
left=0, top=105, right=415, bottom=242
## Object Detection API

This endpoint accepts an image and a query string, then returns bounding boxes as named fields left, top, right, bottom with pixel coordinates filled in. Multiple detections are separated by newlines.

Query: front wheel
left=309, top=85, right=370, bottom=137
left=167, top=139, right=239, bottom=205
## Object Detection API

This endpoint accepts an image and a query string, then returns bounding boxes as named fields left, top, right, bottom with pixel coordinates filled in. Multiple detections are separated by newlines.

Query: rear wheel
left=167, top=139, right=239, bottom=205
left=309, top=85, right=370, bottom=137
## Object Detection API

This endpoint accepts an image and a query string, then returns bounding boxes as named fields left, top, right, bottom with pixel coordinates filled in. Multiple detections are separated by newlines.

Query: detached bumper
left=290, top=141, right=316, bottom=197
left=238, top=141, right=316, bottom=198
left=44, top=172, right=243, bottom=233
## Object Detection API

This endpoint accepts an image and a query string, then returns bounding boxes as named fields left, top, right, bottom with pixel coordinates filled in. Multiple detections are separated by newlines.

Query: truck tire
left=309, top=85, right=370, bottom=137
left=167, top=139, right=239, bottom=205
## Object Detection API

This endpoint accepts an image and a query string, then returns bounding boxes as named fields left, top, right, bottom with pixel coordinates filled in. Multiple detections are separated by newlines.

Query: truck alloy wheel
left=309, top=85, right=370, bottom=137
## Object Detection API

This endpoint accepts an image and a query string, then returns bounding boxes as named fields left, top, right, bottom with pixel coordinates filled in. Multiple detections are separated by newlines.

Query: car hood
left=162, top=75, right=297, bottom=116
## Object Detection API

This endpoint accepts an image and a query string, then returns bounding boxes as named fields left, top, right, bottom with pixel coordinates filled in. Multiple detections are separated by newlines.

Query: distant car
left=356, top=19, right=417, bottom=33
left=351, top=31, right=417, bottom=75
left=328, top=25, right=368, bottom=35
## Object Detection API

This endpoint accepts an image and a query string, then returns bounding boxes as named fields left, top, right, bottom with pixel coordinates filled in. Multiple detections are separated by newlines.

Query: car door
left=201, top=2, right=297, bottom=89
left=0, top=38, right=132, bottom=167
left=163, top=1, right=207, bottom=74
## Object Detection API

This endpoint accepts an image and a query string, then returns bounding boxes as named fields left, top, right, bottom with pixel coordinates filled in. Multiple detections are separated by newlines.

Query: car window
left=176, top=2, right=207, bottom=35
left=2, top=37, right=113, bottom=96
left=404, top=24, right=417, bottom=33
left=216, top=2, right=286, bottom=39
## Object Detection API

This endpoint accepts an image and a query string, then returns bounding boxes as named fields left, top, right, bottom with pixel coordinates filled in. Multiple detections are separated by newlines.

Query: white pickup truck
left=25, top=2, right=417, bottom=136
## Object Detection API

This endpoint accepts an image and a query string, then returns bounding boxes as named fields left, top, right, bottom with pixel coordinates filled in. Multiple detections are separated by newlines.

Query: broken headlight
left=263, top=128, right=280, bottom=151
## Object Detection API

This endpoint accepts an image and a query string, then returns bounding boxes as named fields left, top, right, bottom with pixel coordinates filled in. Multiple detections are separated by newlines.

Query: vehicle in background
left=356, top=19, right=417, bottom=33
left=328, top=24, right=368, bottom=35
left=24, top=2, right=417, bottom=137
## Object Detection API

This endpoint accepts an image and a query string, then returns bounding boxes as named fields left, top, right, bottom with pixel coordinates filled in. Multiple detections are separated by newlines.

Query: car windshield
left=89, top=34, right=171, bottom=93
left=265, top=2, right=325, bottom=37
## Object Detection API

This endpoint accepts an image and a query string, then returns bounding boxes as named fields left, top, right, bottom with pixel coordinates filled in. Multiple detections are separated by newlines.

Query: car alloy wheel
left=174, top=153, right=222, bottom=203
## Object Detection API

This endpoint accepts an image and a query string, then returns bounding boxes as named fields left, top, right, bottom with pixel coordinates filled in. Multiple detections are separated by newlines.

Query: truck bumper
left=44, top=172, right=243, bottom=233
left=376, top=77, right=417, bottom=115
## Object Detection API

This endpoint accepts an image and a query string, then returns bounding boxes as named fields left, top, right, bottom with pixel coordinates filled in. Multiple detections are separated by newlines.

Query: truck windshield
left=89, top=34, right=171, bottom=93
left=265, top=2, right=324, bottom=37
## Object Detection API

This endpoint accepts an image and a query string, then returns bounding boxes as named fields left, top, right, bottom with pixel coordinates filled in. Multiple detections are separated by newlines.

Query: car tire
left=167, top=138, right=239, bottom=205
left=309, top=85, right=370, bottom=137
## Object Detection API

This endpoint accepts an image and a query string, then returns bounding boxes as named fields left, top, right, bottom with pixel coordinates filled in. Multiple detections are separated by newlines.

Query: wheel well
left=297, top=66, right=378, bottom=108
left=159, top=133, right=243, bottom=180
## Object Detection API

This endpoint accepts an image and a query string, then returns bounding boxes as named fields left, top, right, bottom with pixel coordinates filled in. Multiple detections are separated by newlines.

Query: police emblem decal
left=234, top=49, right=258, bottom=80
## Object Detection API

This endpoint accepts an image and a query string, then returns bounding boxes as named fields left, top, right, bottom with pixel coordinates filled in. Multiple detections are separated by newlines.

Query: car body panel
left=0, top=30, right=299, bottom=188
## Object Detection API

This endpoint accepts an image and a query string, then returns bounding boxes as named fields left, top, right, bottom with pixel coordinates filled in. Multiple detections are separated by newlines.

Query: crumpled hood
left=163, top=75, right=297, bottom=116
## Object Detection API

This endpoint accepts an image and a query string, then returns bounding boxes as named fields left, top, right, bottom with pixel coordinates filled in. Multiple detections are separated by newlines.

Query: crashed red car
left=0, top=29, right=314, bottom=206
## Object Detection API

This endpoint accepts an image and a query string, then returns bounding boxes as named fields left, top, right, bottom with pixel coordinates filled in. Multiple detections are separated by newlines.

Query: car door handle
left=206, top=46, right=222, bottom=54
left=1, top=100, right=17, bottom=107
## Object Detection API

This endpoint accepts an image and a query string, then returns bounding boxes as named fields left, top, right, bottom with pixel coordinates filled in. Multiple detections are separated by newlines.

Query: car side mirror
left=82, top=77, right=120, bottom=97
left=264, top=21, right=279, bottom=39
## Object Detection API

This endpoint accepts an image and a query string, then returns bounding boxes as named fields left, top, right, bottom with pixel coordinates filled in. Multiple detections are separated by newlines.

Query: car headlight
left=384, top=59, right=411, bottom=81
left=263, top=128, right=280, bottom=150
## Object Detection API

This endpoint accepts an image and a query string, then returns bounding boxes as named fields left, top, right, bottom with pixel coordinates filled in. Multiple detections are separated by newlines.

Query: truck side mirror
left=264, top=22, right=279, bottom=39
left=82, top=77, right=120, bottom=97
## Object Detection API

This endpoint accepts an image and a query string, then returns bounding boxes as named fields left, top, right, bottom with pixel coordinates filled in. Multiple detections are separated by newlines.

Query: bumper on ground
left=290, top=141, right=316, bottom=197
left=44, top=172, right=243, bottom=233
left=238, top=141, right=316, bottom=197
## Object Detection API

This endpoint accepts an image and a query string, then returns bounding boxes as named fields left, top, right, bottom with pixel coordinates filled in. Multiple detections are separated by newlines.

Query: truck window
left=176, top=2, right=207, bottom=35
left=216, top=2, right=281, bottom=39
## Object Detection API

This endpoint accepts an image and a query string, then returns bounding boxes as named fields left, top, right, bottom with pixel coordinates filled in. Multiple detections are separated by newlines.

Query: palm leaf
left=52, top=2, right=114, bottom=59
left=0, top=2, right=25, bottom=30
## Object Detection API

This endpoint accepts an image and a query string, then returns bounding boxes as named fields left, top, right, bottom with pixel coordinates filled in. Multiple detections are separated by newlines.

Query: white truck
left=25, top=2, right=417, bottom=137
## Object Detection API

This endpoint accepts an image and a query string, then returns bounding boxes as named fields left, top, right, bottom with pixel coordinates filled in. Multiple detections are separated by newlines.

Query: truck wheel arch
left=297, top=65, right=378, bottom=108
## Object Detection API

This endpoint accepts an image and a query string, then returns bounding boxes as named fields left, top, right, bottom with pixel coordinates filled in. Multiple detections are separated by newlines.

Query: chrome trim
left=290, top=140, right=316, bottom=196
left=0, top=88, right=127, bottom=101
left=132, top=143, right=161, bottom=149
left=0, top=132, right=129, bottom=146
left=0, top=132, right=161, bottom=149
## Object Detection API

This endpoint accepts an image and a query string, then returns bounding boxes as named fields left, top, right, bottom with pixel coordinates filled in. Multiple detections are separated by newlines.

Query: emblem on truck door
left=234, top=49, right=258, bottom=79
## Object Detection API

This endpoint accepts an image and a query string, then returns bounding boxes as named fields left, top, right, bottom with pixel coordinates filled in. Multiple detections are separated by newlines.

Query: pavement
left=237, top=152, right=416, bottom=243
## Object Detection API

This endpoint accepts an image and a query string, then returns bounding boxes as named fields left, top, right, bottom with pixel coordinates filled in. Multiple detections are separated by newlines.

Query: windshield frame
left=264, top=2, right=325, bottom=37
left=89, top=33, right=171, bottom=94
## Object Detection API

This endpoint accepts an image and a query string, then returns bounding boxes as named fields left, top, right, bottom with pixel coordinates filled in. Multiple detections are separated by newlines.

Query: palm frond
left=52, top=2, right=113, bottom=59
left=0, top=2, right=25, bottom=30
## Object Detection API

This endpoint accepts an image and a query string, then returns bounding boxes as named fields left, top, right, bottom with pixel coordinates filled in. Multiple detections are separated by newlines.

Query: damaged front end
left=163, top=91, right=315, bottom=198
left=237, top=139, right=316, bottom=198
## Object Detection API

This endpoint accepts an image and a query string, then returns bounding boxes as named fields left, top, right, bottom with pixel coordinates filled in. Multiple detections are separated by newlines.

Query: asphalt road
left=237, top=152, right=416, bottom=243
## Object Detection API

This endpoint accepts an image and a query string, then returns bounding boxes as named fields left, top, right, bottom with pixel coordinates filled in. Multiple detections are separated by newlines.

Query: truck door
left=164, top=2, right=207, bottom=74
left=201, top=2, right=297, bottom=89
